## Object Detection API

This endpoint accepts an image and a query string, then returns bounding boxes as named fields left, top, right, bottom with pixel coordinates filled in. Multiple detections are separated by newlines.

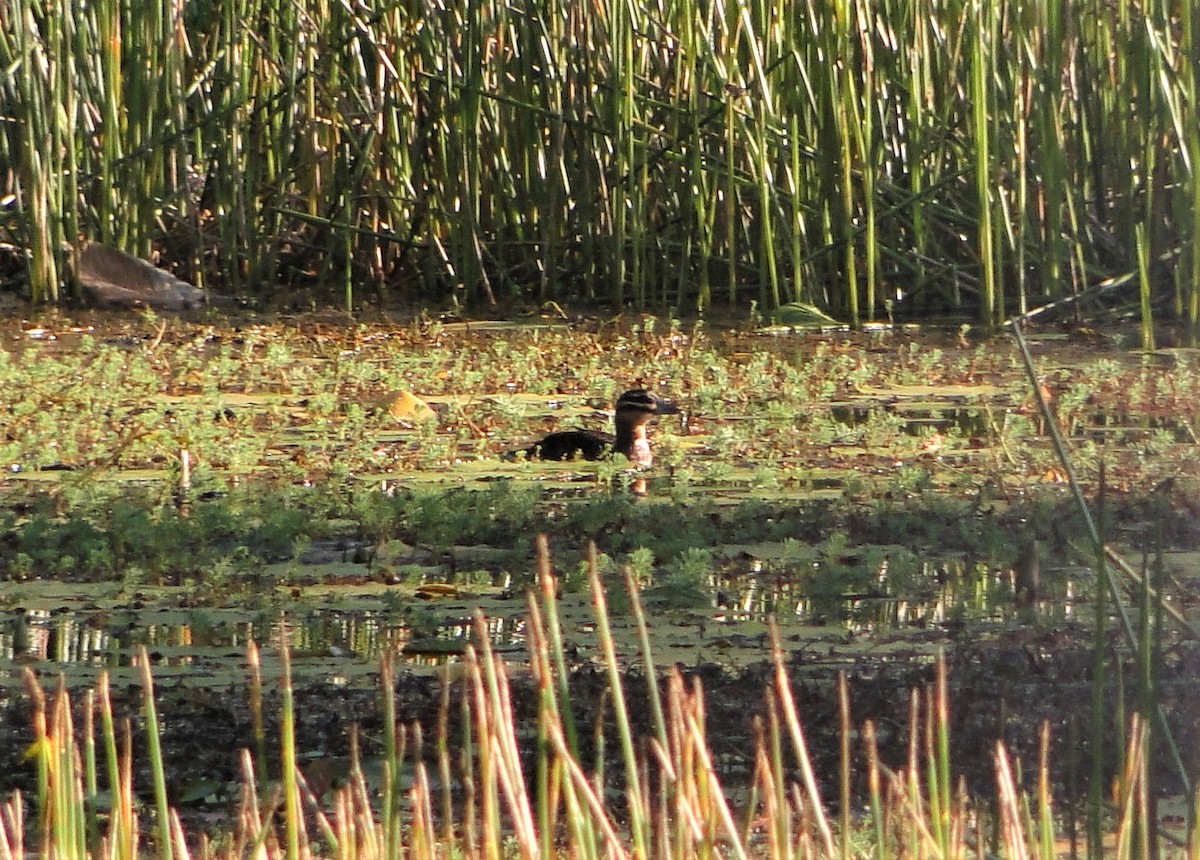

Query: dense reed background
left=1, top=0, right=1197, bottom=323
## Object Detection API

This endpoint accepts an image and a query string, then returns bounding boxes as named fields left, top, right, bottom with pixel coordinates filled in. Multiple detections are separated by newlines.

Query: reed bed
left=0, top=0, right=1196, bottom=324
left=5, top=538, right=1195, bottom=860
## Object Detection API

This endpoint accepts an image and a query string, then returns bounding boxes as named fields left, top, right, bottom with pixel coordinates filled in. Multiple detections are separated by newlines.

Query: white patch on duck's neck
left=629, top=426, right=653, bottom=468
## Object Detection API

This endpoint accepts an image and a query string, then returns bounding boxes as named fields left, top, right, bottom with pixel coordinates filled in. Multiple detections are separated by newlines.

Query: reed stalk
left=137, top=648, right=173, bottom=860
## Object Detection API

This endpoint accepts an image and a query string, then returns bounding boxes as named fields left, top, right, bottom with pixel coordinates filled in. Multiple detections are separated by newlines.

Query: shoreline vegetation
left=12, top=543, right=1198, bottom=860
left=11, top=544, right=1200, bottom=858
left=0, top=0, right=1196, bottom=331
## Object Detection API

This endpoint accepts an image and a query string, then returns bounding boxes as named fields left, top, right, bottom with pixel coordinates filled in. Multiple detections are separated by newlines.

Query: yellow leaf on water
left=387, top=390, right=438, bottom=425
left=415, top=583, right=461, bottom=599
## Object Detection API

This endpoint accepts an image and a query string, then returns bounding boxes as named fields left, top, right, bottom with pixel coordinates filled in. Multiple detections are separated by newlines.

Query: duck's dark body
left=518, top=389, right=678, bottom=467
left=528, top=429, right=613, bottom=462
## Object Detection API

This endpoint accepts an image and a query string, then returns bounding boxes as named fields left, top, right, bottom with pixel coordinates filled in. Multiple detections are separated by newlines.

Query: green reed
left=1, top=0, right=1198, bottom=327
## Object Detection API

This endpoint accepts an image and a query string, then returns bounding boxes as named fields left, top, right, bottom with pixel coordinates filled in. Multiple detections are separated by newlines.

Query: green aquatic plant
left=16, top=514, right=113, bottom=579
left=394, top=482, right=543, bottom=553
left=891, top=465, right=934, bottom=494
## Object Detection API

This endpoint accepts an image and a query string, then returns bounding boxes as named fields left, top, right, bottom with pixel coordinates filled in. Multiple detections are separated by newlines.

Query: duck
left=515, top=389, right=679, bottom=467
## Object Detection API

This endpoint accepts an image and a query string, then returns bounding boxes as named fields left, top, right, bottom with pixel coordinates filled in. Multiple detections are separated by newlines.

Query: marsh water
left=1, top=311, right=1198, bottom=814
left=0, top=540, right=1114, bottom=689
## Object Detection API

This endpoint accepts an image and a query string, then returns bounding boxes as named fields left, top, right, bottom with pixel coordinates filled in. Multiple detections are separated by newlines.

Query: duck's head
left=614, top=389, right=679, bottom=424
